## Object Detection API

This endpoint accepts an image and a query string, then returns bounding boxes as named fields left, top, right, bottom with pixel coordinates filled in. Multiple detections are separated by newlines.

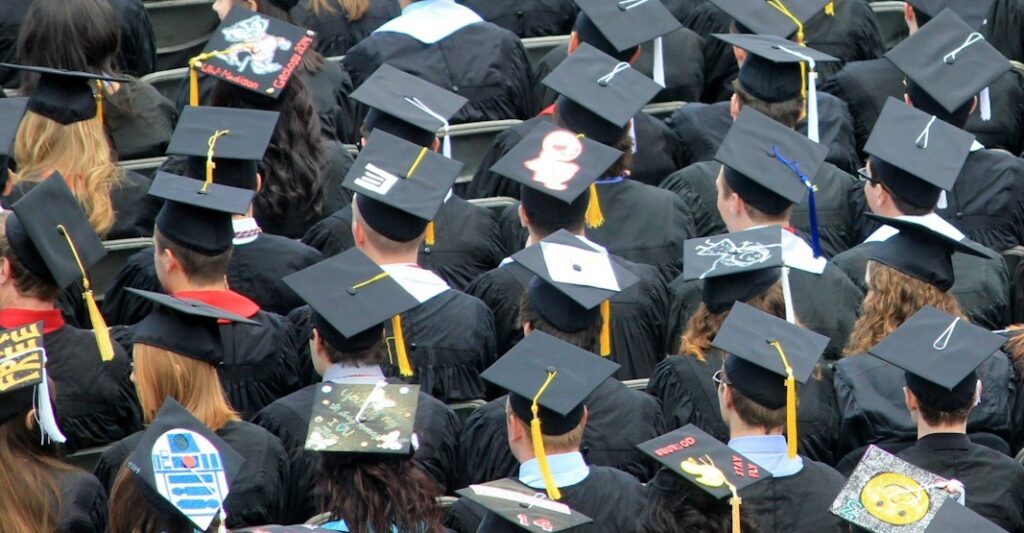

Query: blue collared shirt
left=728, top=435, right=804, bottom=478
left=518, top=451, right=591, bottom=489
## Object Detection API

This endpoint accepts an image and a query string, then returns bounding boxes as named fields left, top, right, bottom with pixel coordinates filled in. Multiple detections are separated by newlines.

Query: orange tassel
left=599, top=300, right=611, bottom=356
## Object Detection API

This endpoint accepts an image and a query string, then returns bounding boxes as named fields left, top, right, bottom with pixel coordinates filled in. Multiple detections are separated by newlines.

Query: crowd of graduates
left=2, top=0, right=1024, bottom=532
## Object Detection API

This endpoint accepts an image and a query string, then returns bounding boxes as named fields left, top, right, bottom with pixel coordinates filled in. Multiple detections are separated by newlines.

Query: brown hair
left=917, top=402, right=972, bottom=427
left=351, top=199, right=425, bottom=255
left=721, top=367, right=787, bottom=431
left=308, top=0, right=369, bottom=20
left=107, top=464, right=220, bottom=533
left=0, top=212, right=60, bottom=301
left=506, top=399, right=587, bottom=450
left=732, top=79, right=803, bottom=129
left=518, top=291, right=602, bottom=354
left=319, top=335, right=387, bottom=366
left=844, top=262, right=966, bottom=355
left=132, top=343, right=240, bottom=431
left=12, top=112, right=121, bottom=237
left=153, top=230, right=233, bottom=286
left=1002, top=325, right=1024, bottom=377
left=718, top=170, right=795, bottom=223
left=680, top=283, right=786, bottom=361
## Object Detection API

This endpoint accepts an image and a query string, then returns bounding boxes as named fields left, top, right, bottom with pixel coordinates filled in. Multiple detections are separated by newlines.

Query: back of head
left=574, top=13, right=639, bottom=62
left=0, top=399, right=70, bottom=533
left=132, top=343, right=239, bottom=431
left=520, top=185, right=589, bottom=237
left=153, top=228, right=234, bottom=285
left=308, top=0, right=369, bottom=21
left=906, top=80, right=973, bottom=128
left=732, top=77, right=803, bottom=130
left=518, top=288, right=602, bottom=354
left=868, top=156, right=940, bottom=214
left=0, top=211, right=60, bottom=302
left=681, top=281, right=785, bottom=360
left=17, top=0, right=120, bottom=91
left=107, top=464, right=219, bottom=533
left=641, top=472, right=755, bottom=533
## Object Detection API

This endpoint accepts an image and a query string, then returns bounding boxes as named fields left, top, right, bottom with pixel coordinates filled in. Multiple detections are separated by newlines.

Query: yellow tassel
left=425, top=221, right=435, bottom=246
left=531, top=371, right=561, bottom=501
left=825, top=1, right=834, bottom=16
left=599, top=300, right=611, bottom=356
left=769, top=340, right=798, bottom=459
left=407, top=147, right=429, bottom=178
left=729, top=489, right=742, bottom=533
left=94, top=81, right=104, bottom=126
left=585, top=183, right=604, bottom=228
left=203, top=130, right=231, bottom=192
left=768, top=0, right=805, bottom=45
left=85, top=289, right=115, bottom=362
left=391, top=314, right=413, bottom=377
left=189, top=60, right=200, bottom=107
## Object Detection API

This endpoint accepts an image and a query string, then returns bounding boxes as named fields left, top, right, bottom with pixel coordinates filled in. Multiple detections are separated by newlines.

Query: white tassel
left=781, top=266, right=796, bottom=324
left=980, top=87, right=991, bottom=121
left=937, top=190, right=948, bottom=209
left=36, top=354, right=65, bottom=444
left=653, top=37, right=665, bottom=87
left=807, top=68, right=819, bottom=143
left=442, top=131, right=452, bottom=158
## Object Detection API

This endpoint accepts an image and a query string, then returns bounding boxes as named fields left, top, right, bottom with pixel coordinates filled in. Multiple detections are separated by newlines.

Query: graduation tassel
left=204, top=130, right=231, bottom=191
left=772, top=146, right=821, bottom=257
left=768, top=340, right=798, bottom=459
left=824, top=0, right=834, bottom=15
left=775, top=46, right=819, bottom=142
left=768, top=0, right=805, bottom=45
left=980, top=87, right=992, bottom=121
left=391, top=314, right=413, bottom=377
left=599, top=300, right=611, bottom=357
left=35, top=349, right=66, bottom=444
left=57, top=224, right=115, bottom=362
left=585, top=183, right=604, bottom=228
left=728, top=484, right=742, bottom=533
left=780, top=266, right=796, bottom=325
left=94, top=80, right=104, bottom=126
left=653, top=37, right=666, bottom=88
left=188, top=59, right=200, bottom=107
left=530, top=370, right=561, bottom=501
left=425, top=221, right=436, bottom=246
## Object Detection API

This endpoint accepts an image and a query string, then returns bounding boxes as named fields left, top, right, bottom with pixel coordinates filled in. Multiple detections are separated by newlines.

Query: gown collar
left=728, top=435, right=804, bottom=478
left=915, top=432, right=972, bottom=452
left=374, top=0, right=482, bottom=44
left=173, top=290, right=260, bottom=320
left=322, top=363, right=386, bottom=384
left=863, top=213, right=965, bottom=244
left=0, top=308, right=64, bottom=334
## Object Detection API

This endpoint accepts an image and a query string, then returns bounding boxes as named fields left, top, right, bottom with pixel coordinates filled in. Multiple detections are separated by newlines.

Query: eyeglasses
left=856, top=167, right=878, bottom=185
left=712, top=369, right=730, bottom=387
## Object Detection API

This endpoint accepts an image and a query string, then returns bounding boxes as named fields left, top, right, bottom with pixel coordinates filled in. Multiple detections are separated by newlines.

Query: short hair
left=351, top=197, right=424, bottom=255
left=506, top=398, right=587, bottom=450
left=918, top=402, right=972, bottom=427
left=718, top=168, right=795, bottom=222
left=722, top=367, right=788, bottom=431
left=518, top=291, right=602, bottom=354
left=732, top=79, right=803, bottom=129
left=154, top=229, right=233, bottom=286
left=866, top=159, right=934, bottom=216
left=318, top=333, right=387, bottom=367
left=0, top=212, right=59, bottom=301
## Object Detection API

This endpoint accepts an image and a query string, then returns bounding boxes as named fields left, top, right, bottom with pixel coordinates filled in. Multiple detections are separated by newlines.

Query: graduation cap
left=905, top=0, right=995, bottom=30
left=510, top=229, right=640, bottom=356
left=708, top=0, right=830, bottom=40
left=866, top=213, right=997, bottom=292
left=638, top=424, right=772, bottom=528
left=713, top=301, right=828, bottom=457
left=715, top=107, right=829, bottom=256
left=166, top=106, right=279, bottom=191
left=283, top=248, right=421, bottom=372
left=351, top=64, right=467, bottom=155
left=304, top=381, right=420, bottom=455
left=7, top=173, right=115, bottom=362
left=926, top=500, right=1007, bottom=532
left=124, top=397, right=244, bottom=532
left=345, top=129, right=461, bottom=244
left=489, top=121, right=623, bottom=229
left=149, top=171, right=255, bottom=255
left=129, top=288, right=259, bottom=366
left=682, top=226, right=784, bottom=313
left=482, top=331, right=620, bottom=500
left=0, top=322, right=64, bottom=443
left=864, top=98, right=974, bottom=210
left=886, top=9, right=1010, bottom=120
left=188, top=6, right=315, bottom=105
left=0, top=97, right=28, bottom=157
left=868, top=305, right=1003, bottom=412
left=456, top=477, right=594, bottom=532
left=574, top=0, right=683, bottom=86
left=0, top=63, right=129, bottom=125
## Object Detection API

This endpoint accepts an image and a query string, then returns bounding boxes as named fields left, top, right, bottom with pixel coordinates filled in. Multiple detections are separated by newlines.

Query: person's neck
left=728, top=419, right=784, bottom=439
left=728, top=216, right=790, bottom=233
left=165, top=278, right=229, bottom=293
left=358, top=245, right=420, bottom=266
left=918, top=421, right=967, bottom=439
left=515, top=443, right=579, bottom=464
left=0, top=292, right=55, bottom=311
left=525, top=227, right=584, bottom=247
left=874, top=203, right=909, bottom=218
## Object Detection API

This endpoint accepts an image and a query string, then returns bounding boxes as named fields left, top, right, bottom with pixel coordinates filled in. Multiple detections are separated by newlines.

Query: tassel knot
left=585, top=183, right=604, bottom=228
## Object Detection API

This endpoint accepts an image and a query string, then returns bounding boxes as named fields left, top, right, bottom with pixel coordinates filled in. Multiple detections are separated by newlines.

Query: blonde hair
left=308, top=0, right=368, bottom=20
left=133, top=343, right=240, bottom=431
left=843, top=262, right=966, bottom=355
left=12, top=111, right=120, bottom=237
left=505, top=400, right=586, bottom=451
left=680, top=283, right=786, bottom=361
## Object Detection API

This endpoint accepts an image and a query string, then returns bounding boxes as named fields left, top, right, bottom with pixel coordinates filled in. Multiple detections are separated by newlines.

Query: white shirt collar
left=231, top=217, right=261, bottom=245
left=322, top=363, right=385, bottom=384
left=374, top=0, right=482, bottom=44
left=519, top=451, right=590, bottom=489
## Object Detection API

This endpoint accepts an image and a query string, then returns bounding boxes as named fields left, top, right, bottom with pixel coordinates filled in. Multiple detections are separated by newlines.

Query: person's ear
left=732, top=46, right=747, bottom=66
left=506, top=409, right=525, bottom=441
left=903, top=386, right=918, bottom=413
left=522, top=321, right=533, bottom=336
left=518, top=204, right=530, bottom=229
left=628, top=46, right=642, bottom=65
left=431, top=137, right=441, bottom=153
left=255, top=173, right=263, bottom=194
left=568, top=31, right=580, bottom=54
left=903, top=3, right=917, bottom=32
left=245, top=0, right=259, bottom=11
left=352, top=212, right=366, bottom=245
left=969, top=95, right=979, bottom=116
left=729, top=93, right=742, bottom=120
left=0, top=257, right=11, bottom=284
left=904, top=92, right=913, bottom=107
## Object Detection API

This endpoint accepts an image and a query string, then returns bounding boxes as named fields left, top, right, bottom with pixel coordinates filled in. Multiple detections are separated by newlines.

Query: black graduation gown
left=106, top=80, right=178, bottom=160
left=0, top=2, right=25, bottom=88
left=731, top=460, right=848, bottom=532
left=898, top=433, right=1024, bottom=532
left=56, top=469, right=107, bottom=533
left=986, top=0, right=1024, bottom=63
left=293, top=0, right=401, bottom=57
left=252, top=380, right=460, bottom=523
left=342, top=22, right=534, bottom=125
left=464, top=254, right=673, bottom=378
left=937, top=149, right=1024, bottom=253
left=646, top=350, right=840, bottom=465
left=664, top=95, right=860, bottom=174
left=110, top=0, right=157, bottom=77
left=457, top=0, right=577, bottom=38
left=833, top=352, right=1021, bottom=468
left=459, top=467, right=647, bottom=533
left=301, top=196, right=505, bottom=291
left=465, top=112, right=685, bottom=198
left=830, top=241, right=1010, bottom=330
left=94, top=419, right=289, bottom=529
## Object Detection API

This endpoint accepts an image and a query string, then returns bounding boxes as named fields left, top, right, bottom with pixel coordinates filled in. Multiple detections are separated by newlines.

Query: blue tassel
left=772, top=146, right=821, bottom=258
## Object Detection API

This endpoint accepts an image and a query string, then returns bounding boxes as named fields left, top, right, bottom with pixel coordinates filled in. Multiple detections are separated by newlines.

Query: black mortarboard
left=456, top=477, right=594, bottom=532
left=304, top=381, right=420, bottom=455
left=886, top=9, right=1010, bottom=113
left=864, top=98, right=974, bottom=208
left=574, top=0, right=681, bottom=86
left=868, top=305, right=1003, bottom=412
left=149, top=171, right=255, bottom=255
left=683, top=226, right=784, bottom=313
left=0, top=63, right=129, bottom=125
left=708, top=0, right=828, bottom=38
left=716, top=33, right=837, bottom=103
left=189, top=7, right=314, bottom=103
left=267, top=0, right=300, bottom=10
left=346, top=129, right=461, bottom=242
left=129, top=288, right=258, bottom=365
left=125, top=398, right=244, bottom=532
left=0, top=322, right=63, bottom=443
left=0, top=97, right=27, bottom=157
left=283, top=248, right=420, bottom=353
left=167, top=106, right=279, bottom=191
left=926, top=500, right=1007, bottom=532
left=866, top=213, right=997, bottom=292
left=482, top=331, right=619, bottom=499
left=905, top=0, right=996, bottom=30
left=352, top=64, right=467, bottom=148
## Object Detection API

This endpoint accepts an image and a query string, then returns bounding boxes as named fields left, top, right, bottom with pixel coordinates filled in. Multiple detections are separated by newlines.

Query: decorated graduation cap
left=283, top=248, right=420, bottom=371
left=905, top=0, right=996, bottom=30
left=490, top=121, right=622, bottom=229
left=887, top=9, right=1010, bottom=122
left=638, top=425, right=772, bottom=533
left=188, top=6, right=315, bottom=106
left=866, top=213, right=998, bottom=292
left=682, top=226, right=784, bottom=313
left=345, top=129, right=462, bottom=245
left=149, top=171, right=255, bottom=255
left=715, top=107, right=829, bottom=256
left=926, top=500, right=1007, bottom=532
left=0, top=63, right=129, bottom=125
left=456, top=477, right=594, bottom=532
left=864, top=98, right=975, bottom=209
left=482, top=331, right=620, bottom=500
left=125, top=397, right=244, bottom=532
left=167, top=105, right=279, bottom=191
left=0, top=97, right=28, bottom=157
left=868, top=305, right=1003, bottom=412
left=7, top=173, right=115, bottom=361
left=510, top=229, right=640, bottom=356
left=129, top=288, right=259, bottom=366
left=574, top=0, right=683, bottom=86
left=0, top=323, right=64, bottom=443
left=709, top=0, right=830, bottom=40
left=304, top=380, right=420, bottom=455
left=351, top=64, right=467, bottom=156
left=712, top=301, right=828, bottom=458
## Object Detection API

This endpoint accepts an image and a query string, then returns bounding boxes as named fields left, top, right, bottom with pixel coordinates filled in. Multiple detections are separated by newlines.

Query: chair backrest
left=146, top=0, right=221, bottom=71
left=64, top=444, right=111, bottom=472
left=447, top=399, right=488, bottom=426
left=2, top=88, right=20, bottom=98
left=1011, top=60, right=1024, bottom=79
left=93, top=238, right=155, bottom=302
left=449, top=119, right=522, bottom=185
left=622, top=378, right=649, bottom=391
left=871, top=1, right=910, bottom=51
left=642, top=101, right=686, bottom=120
left=118, top=156, right=167, bottom=179
left=140, top=67, right=189, bottom=102
left=521, top=35, right=571, bottom=68
left=344, top=144, right=359, bottom=159
left=326, top=55, right=345, bottom=64
left=468, top=196, right=518, bottom=217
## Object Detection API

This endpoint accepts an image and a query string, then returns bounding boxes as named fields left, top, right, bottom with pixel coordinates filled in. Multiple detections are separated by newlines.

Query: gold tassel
left=769, top=340, right=798, bottom=459
left=425, top=221, right=436, bottom=246
left=599, top=300, right=611, bottom=356
left=531, top=371, right=561, bottom=500
left=768, top=0, right=805, bottom=45
left=407, top=147, right=428, bottom=178
left=57, top=225, right=114, bottom=362
left=203, top=130, right=231, bottom=191
left=728, top=485, right=742, bottom=533
left=391, top=314, right=413, bottom=377
left=189, top=59, right=200, bottom=107
left=585, top=183, right=604, bottom=228
left=824, top=1, right=834, bottom=16
left=94, top=81, right=104, bottom=126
